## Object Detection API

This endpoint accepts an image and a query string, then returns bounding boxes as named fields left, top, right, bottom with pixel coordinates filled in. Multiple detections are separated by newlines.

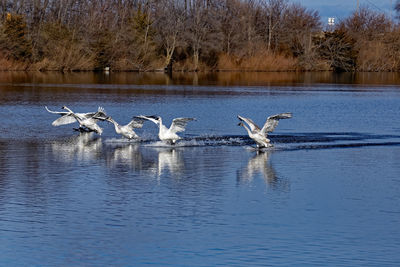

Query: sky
left=290, top=0, right=395, bottom=25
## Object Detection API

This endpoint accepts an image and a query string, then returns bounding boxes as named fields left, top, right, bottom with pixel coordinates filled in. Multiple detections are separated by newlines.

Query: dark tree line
left=0, top=0, right=399, bottom=71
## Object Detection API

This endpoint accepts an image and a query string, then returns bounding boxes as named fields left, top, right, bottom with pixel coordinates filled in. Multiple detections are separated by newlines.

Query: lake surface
left=1, top=71, right=400, bottom=266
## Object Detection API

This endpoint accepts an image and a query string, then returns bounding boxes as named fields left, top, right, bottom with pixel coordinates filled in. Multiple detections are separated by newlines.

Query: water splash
left=161, top=132, right=400, bottom=149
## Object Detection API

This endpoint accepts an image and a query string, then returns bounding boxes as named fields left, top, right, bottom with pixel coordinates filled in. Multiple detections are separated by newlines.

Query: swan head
left=61, top=106, right=72, bottom=112
left=147, top=115, right=161, bottom=124
left=147, top=115, right=161, bottom=120
left=238, top=122, right=244, bottom=127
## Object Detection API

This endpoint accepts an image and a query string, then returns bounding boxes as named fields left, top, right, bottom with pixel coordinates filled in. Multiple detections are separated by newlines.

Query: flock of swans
left=45, top=106, right=292, bottom=148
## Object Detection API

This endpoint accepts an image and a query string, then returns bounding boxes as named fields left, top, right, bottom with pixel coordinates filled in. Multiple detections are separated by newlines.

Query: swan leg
left=167, top=140, right=176, bottom=145
left=73, top=127, right=90, bottom=133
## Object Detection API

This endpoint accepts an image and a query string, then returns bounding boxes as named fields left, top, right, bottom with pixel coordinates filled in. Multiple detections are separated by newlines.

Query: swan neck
left=108, top=119, right=120, bottom=132
left=242, top=124, right=252, bottom=135
left=159, top=123, right=167, bottom=134
left=63, top=106, right=73, bottom=113
left=109, top=118, right=118, bottom=126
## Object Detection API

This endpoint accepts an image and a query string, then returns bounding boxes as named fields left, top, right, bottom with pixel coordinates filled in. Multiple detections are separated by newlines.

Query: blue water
left=0, top=72, right=400, bottom=266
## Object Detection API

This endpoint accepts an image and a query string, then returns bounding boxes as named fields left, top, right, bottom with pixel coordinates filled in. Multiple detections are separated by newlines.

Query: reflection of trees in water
left=237, top=151, right=290, bottom=192
left=51, top=132, right=102, bottom=162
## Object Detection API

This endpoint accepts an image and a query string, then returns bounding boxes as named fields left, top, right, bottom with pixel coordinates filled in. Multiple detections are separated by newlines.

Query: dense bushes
left=0, top=14, right=32, bottom=62
left=0, top=1, right=398, bottom=72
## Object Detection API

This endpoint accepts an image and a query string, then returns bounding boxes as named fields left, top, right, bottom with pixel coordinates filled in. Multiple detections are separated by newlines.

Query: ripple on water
left=1, top=76, right=400, bottom=266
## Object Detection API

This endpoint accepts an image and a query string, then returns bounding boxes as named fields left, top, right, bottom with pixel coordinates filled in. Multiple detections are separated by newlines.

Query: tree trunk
left=193, top=48, right=199, bottom=71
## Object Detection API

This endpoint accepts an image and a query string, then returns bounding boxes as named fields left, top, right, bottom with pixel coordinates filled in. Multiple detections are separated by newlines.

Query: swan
left=45, top=106, right=99, bottom=127
left=106, top=117, right=145, bottom=139
left=238, top=113, right=292, bottom=148
left=60, top=106, right=108, bottom=135
left=135, top=115, right=196, bottom=144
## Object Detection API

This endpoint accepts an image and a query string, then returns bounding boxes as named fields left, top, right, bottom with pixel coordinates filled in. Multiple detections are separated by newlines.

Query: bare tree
left=218, top=0, right=243, bottom=55
left=3, top=0, right=397, bottom=72
left=260, top=0, right=288, bottom=51
left=317, top=28, right=357, bottom=72
left=342, top=7, right=392, bottom=41
left=185, top=0, right=222, bottom=70
left=153, top=0, right=186, bottom=69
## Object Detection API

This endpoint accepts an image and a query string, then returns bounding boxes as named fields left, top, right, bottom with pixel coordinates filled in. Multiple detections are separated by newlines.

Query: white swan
left=238, top=113, right=292, bottom=148
left=45, top=106, right=98, bottom=127
left=136, top=115, right=196, bottom=144
left=106, top=117, right=145, bottom=139
left=61, top=106, right=108, bottom=135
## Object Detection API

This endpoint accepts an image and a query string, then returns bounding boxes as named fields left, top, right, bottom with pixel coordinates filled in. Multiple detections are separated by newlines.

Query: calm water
left=1, top=72, right=400, bottom=266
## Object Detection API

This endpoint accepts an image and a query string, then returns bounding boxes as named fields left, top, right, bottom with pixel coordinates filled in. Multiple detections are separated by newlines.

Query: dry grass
left=0, top=56, right=30, bottom=70
left=113, top=57, right=165, bottom=71
left=172, top=58, right=211, bottom=72
left=357, top=41, right=396, bottom=71
left=218, top=50, right=298, bottom=71
left=172, top=49, right=298, bottom=72
left=35, top=44, right=95, bottom=71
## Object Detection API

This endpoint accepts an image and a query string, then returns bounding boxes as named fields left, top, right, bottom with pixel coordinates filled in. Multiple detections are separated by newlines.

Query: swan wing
left=261, top=112, right=292, bottom=134
left=128, top=117, right=145, bottom=129
left=52, top=114, right=77, bottom=126
left=81, top=112, right=97, bottom=119
left=134, top=115, right=159, bottom=125
left=237, top=115, right=260, bottom=132
left=91, top=107, right=108, bottom=121
left=45, top=106, right=69, bottom=116
left=47, top=106, right=99, bottom=119
left=170, top=118, right=195, bottom=133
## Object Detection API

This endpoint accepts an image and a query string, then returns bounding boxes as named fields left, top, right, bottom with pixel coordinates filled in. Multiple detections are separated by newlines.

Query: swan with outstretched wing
left=46, top=106, right=108, bottom=135
left=61, top=106, right=108, bottom=135
left=238, top=113, right=292, bottom=148
left=45, top=106, right=97, bottom=126
left=106, top=116, right=145, bottom=139
left=135, top=115, right=195, bottom=144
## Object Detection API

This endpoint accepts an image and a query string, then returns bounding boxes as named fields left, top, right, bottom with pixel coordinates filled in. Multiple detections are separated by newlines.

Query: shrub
left=0, top=13, right=32, bottom=61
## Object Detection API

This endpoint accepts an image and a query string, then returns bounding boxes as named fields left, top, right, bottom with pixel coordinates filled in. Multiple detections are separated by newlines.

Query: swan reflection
left=151, top=148, right=184, bottom=177
left=51, top=132, right=102, bottom=162
left=238, top=151, right=278, bottom=185
left=106, top=143, right=142, bottom=169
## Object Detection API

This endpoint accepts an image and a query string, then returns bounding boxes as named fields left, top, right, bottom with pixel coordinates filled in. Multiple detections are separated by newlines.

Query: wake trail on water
left=101, top=132, right=400, bottom=150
